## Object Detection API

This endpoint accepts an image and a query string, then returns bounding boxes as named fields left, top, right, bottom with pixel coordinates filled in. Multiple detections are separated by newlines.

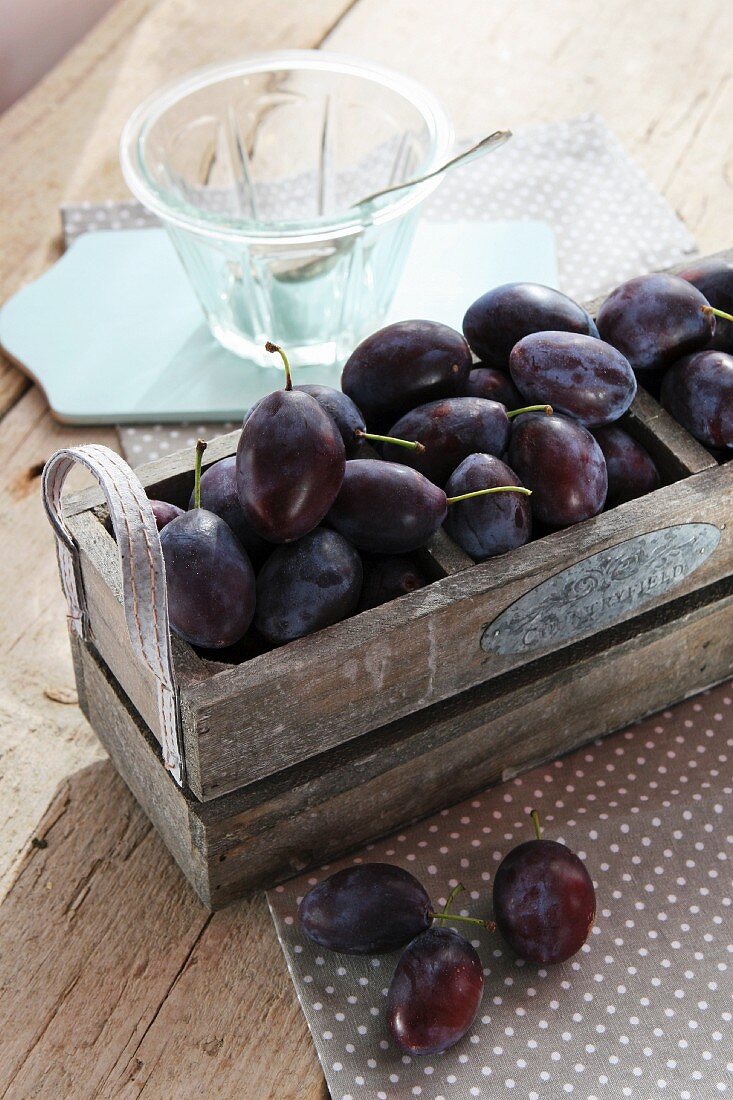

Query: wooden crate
left=48, top=263, right=733, bottom=909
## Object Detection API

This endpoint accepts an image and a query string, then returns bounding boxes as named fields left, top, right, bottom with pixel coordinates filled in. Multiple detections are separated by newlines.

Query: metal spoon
left=351, top=129, right=512, bottom=210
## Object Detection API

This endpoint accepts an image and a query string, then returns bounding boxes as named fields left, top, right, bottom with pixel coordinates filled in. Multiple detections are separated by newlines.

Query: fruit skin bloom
left=387, top=927, right=484, bottom=1055
left=660, top=350, right=733, bottom=449
left=298, top=864, right=432, bottom=954
left=596, top=272, right=714, bottom=372
left=492, top=838, right=596, bottom=965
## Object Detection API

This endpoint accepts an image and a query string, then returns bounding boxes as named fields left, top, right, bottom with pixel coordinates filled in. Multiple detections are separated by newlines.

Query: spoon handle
left=353, top=129, right=512, bottom=209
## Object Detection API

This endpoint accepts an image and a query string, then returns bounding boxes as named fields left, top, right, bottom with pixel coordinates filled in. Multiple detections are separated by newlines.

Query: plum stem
left=431, top=883, right=496, bottom=931
left=430, top=908, right=495, bottom=931
left=193, top=439, right=207, bottom=509
left=704, top=305, right=733, bottom=325
left=530, top=809, right=542, bottom=841
left=441, top=883, right=466, bottom=916
left=354, top=429, right=425, bottom=453
left=265, top=341, right=292, bottom=390
left=507, top=403, right=553, bottom=420
left=446, top=485, right=532, bottom=505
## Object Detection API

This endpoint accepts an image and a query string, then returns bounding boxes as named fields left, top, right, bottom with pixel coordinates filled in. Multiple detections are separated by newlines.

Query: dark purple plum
left=462, top=282, right=599, bottom=368
left=508, top=413, right=607, bottom=527
left=149, top=499, right=184, bottom=531
left=293, top=384, right=365, bottom=452
left=465, top=366, right=521, bottom=407
left=679, top=258, right=733, bottom=354
left=327, top=460, right=448, bottom=554
left=161, top=442, right=255, bottom=648
left=387, top=927, right=484, bottom=1055
left=493, top=813, right=596, bottom=965
left=254, top=528, right=362, bottom=644
left=298, top=863, right=432, bottom=954
left=510, top=331, right=636, bottom=427
left=358, top=557, right=427, bottom=610
left=288, top=384, right=425, bottom=460
left=592, top=425, right=660, bottom=506
left=660, top=350, right=733, bottom=449
left=596, top=272, right=715, bottom=371
left=382, top=397, right=511, bottom=486
left=444, top=454, right=531, bottom=560
left=328, top=459, right=530, bottom=554
left=188, top=456, right=270, bottom=566
left=293, top=386, right=427, bottom=459
left=341, top=320, right=472, bottom=430
left=236, top=344, right=345, bottom=543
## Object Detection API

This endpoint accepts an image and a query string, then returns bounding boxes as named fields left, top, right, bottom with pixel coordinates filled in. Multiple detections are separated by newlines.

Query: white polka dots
left=270, top=677, right=732, bottom=1099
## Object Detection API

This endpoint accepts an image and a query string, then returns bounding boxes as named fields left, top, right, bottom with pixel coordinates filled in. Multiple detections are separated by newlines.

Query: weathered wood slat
left=0, top=758, right=324, bottom=1099
left=65, top=510, right=208, bottom=754
left=79, top=579, right=733, bottom=906
left=64, top=429, right=242, bottom=518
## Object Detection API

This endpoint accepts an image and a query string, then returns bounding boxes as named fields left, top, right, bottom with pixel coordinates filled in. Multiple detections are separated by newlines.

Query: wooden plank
left=182, top=461, right=733, bottom=798
left=0, top=0, right=161, bottom=423
left=0, top=758, right=323, bottom=1100
left=77, top=577, right=733, bottom=906
left=417, top=526, right=476, bottom=577
left=325, top=0, right=733, bottom=254
left=75, top=635, right=211, bottom=902
left=0, top=386, right=117, bottom=895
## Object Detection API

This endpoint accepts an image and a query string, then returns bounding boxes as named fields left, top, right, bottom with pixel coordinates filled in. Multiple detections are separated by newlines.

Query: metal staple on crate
left=41, top=444, right=184, bottom=785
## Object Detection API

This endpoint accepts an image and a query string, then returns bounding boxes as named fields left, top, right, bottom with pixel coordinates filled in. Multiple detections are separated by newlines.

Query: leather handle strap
left=42, top=444, right=183, bottom=785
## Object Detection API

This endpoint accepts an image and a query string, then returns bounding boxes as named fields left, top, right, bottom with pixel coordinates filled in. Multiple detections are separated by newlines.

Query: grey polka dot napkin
left=60, top=113, right=697, bottom=466
left=268, top=683, right=733, bottom=1100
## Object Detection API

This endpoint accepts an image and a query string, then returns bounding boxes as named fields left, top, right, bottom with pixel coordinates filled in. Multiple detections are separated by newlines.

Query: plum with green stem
left=382, top=397, right=551, bottom=487
left=298, top=863, right=492, bottom=955
left=160, top=440, right=255, bottom=648
left=493, top=810, right=596, bottom=964
left=236, top=343, right=345, bottom=543
left=327, top=459, right=531, bottom=554
left=595, top=273, right=732, bottom=372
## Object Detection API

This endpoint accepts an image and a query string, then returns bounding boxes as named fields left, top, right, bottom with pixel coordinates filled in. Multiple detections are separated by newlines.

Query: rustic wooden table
left=0, top=1, right=731, bottom=1095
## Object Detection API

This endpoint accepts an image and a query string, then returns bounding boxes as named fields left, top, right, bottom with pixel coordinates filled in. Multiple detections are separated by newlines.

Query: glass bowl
left=120, top=51, right=453, bottom=368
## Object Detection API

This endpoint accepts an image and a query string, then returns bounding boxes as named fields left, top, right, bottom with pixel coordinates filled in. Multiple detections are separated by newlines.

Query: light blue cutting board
left=0, top=220, right=557, bottom=423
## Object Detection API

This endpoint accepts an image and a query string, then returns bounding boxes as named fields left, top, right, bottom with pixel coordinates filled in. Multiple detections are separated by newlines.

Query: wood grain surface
left=1, top=0, right=732, bottom=1095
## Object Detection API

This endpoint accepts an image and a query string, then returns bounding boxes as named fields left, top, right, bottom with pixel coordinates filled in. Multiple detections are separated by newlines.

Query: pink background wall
left=0, top=0, right=117, bottom=111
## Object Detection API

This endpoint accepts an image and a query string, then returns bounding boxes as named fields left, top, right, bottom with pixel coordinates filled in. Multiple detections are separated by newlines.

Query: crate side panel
left=76, top=639, right=212, bottom=908
left=184, top=461, right=733, bottom=798
left=67, top=510, right=209, bottom=755
left=203, top=589, right=733, bottom=904
left=68, top=510, right=164, bottom=743
left=75, top=585, right=733, bottom=908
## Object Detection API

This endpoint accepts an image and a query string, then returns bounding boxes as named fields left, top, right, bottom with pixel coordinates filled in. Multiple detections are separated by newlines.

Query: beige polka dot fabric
left=268, top=682, right=733, bottom=1099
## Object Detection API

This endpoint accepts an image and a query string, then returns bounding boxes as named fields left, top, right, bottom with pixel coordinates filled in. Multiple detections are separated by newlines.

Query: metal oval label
left=481, top=523, right=721, bottom=657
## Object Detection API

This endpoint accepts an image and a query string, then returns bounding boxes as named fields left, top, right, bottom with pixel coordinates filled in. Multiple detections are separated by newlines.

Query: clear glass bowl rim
left=119, top=50, right=454, bottom=245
